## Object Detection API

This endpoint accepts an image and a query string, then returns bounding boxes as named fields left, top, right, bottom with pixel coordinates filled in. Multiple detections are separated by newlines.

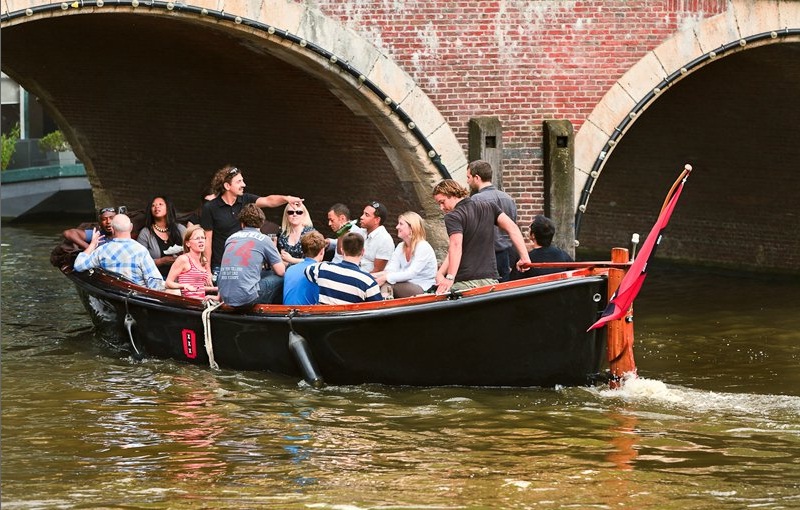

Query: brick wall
left=308, top=0, right=727, bottom=223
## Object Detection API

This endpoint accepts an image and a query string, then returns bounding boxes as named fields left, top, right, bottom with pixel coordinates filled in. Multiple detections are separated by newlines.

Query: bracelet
left=445, top=274, right=455, bottom=281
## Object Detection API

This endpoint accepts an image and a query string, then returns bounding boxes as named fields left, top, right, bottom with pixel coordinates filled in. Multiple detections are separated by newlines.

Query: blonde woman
left=374, top=211, right=437, bottom=298
left=165, top=225, right=216, bottom=299
left=277, top=202, right=316, bottom=266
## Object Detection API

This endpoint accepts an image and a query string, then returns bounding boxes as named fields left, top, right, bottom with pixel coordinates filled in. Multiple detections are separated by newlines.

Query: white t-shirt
left=360, top=225, right=395, bottom=272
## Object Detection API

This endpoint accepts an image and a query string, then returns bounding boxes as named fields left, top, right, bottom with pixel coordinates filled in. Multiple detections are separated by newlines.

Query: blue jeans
left=496, top=249, right=512, bottom=283
left=257, top=272, right=284, bottom=304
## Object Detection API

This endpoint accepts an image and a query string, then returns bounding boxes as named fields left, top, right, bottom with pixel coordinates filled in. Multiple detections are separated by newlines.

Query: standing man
left=217, top=204, right=286, bottom=307
left=325, top=203, right=367, bottom=263
left=358, top=200, right=395, bottom=273
left=63, top=206, right=117, bottom=249
left=73, top=213, right=165, bottom=290
left=432, top=179, right=530, bottom=294
left=304, top=232, right=382, bottom=304
left=201, top=164, right=302, bottom=278
left=466, top=160, right=518, bottom=282
left=283, top=231, right=326, bottom=305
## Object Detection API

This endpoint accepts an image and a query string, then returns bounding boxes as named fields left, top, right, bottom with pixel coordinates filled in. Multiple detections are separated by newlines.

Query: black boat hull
left=68, top=268, right=608, bottom=387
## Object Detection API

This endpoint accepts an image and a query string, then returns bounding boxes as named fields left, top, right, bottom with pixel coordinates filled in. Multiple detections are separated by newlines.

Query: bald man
left=73, top=214, right=165, bottom=290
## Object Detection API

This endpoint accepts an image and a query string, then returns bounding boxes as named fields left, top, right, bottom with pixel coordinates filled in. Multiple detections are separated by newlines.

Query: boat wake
left=590, top=375, right=800, bottom=423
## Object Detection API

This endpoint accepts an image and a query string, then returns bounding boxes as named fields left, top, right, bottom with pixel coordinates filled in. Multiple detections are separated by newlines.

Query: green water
left=2, top=221, right=799, bottom=509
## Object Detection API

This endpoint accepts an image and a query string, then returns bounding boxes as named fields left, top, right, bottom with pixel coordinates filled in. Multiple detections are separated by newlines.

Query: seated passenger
left=165, top=225, right=216, bottom=300
left=137, top=195, right=187, bottom=278
left=511, top=215, right=574, bottom=279
left=217, top=204, right=286, bottom=307
left=304, top=232, right=382, bottom=304
left=62, top=207, right=116, bottom=249
left=359, top=200, right=394, bottom=272
left=374, top=211, right=437, bottom=297
left=325, top=203, right=367, bottom=263
left=278, top=202, right=316, bottom=266
left=282, top=231, right=326, bottom=305
left=73, top=214, right=165, bottom=290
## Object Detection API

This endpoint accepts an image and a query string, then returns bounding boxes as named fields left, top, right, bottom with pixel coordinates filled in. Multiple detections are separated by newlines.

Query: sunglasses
left=99, top=207, right=116, bottom=215
left=228, top=167, right=239, bottom=175
left=286, top=210, right=304, bottom=216
left=370, top=201, right=381, bottom=209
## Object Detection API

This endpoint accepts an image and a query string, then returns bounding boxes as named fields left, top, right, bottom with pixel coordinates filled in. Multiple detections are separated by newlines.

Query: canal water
left=2, top=221, right=799, bottom=509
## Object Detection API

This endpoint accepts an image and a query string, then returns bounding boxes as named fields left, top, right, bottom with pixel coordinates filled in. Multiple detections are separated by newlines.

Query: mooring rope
left=201, top=299, right=223, bottom=370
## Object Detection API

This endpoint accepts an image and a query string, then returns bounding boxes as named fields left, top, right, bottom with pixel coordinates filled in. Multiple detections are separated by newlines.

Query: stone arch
left=574, top=0, right=800, bottom=235
left=1, top=0, right=466, bottom=247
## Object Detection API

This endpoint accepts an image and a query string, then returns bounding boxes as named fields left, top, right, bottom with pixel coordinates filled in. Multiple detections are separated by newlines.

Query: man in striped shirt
left=304, top=232, right=382, bottom=304
left=73, top=214, right=165, bottom=290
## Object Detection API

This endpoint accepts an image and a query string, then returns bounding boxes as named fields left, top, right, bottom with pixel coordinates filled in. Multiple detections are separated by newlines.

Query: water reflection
left=2, top=221, right=800, bottom=508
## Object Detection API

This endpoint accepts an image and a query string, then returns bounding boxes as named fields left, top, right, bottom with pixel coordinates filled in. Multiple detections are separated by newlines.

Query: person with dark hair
left=217, top=203, right=286, bottom=307
left=432, top=179, right=530, bottom=294
left=512, top=215, right=574, bottom=278
left=325, top=203, right=367, bottom=263
left=62, top=207, right=117, bottom=249
left=304, top=232, right=382, bottom=304
left=282, top=230, right=327, bottom=305
left=466, top=160, right=518, bottom=282
left=200, top=164, right=302, bottom=278
left=137, top=195, right=187, bottom=278
left=358, top=200, right=394, bottom=273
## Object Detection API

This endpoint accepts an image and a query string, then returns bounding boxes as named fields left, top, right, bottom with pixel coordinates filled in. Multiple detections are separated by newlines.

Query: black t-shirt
left=444, top=197, right=502, bottom=281
left=200, top=193, right=259, bottom=268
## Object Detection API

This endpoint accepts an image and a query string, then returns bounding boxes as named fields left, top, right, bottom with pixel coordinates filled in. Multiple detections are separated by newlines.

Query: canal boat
left=54, top=165, right=691, bottom=388
left=57, top=262, right=618, bottom=387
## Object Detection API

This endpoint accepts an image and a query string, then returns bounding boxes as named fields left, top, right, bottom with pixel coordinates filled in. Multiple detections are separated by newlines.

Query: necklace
left=153, top=224, right=169, bottom=233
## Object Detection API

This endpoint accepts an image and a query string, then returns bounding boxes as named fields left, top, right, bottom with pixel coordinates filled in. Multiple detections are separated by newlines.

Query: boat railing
left=66, top=262, right=614, bottom=317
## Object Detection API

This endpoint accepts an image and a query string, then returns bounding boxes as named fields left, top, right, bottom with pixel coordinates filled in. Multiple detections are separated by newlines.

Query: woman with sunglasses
left=278, top=202, right=316, bottom=266
left=137, top=195, right=186, bottom=278
left=165, top=225, right=216, bottom=300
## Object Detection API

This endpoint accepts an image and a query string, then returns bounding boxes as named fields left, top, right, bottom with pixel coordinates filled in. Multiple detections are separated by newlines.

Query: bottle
left=335, top=219, right=358, bottom=238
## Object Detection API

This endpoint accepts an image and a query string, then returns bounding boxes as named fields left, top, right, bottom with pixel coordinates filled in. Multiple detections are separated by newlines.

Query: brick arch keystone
left=574, top=0, right=800, bottom=235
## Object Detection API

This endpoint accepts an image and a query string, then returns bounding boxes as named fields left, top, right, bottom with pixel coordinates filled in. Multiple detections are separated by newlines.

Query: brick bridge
left=2, top=0, right=798, bottom=271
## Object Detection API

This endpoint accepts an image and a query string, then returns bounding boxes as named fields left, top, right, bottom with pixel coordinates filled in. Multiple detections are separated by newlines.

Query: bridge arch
left=574, top=1, right=800, bottom=271
left=575, top=0, right=800, bottom=231
left=1, top=0, right=466, bottom=245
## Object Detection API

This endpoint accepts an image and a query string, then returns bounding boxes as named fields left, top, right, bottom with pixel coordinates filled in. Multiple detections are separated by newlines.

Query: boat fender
left=288, top=331, right=325, bottom=389
left=123, top=313, right=144, bottom=361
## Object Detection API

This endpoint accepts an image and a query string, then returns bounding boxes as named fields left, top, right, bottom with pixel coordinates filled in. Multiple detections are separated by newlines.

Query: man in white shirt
left=358, top=200, right=395, bottom=273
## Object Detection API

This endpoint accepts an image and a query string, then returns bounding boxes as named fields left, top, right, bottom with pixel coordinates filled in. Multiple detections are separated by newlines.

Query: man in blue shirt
left=73, top=214, right=164, bottom=290
left=283, top=230, right=326, bottom=305
left=304, top=232, right=382, bottom=304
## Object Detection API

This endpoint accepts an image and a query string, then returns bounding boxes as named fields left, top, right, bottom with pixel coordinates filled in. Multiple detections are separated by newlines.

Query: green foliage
left=1, top=122, right=21, bottom=171
left=38, top=130, right=71, bottom=152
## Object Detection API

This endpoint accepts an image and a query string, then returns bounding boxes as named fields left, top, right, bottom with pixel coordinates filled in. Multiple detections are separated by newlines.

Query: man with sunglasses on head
left=201, top=164, right=303, bottom=279
left=358, top=200, right=395, bottom=273
left=62, top=206, right=117, bottom=249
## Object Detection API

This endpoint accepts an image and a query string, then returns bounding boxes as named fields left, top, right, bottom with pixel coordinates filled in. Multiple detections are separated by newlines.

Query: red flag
left=588, top=166, right=691, bottom=331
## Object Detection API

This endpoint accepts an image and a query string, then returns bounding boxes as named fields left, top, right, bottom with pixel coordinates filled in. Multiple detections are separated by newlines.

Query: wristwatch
left=444, top=274, right=455, bottom=281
